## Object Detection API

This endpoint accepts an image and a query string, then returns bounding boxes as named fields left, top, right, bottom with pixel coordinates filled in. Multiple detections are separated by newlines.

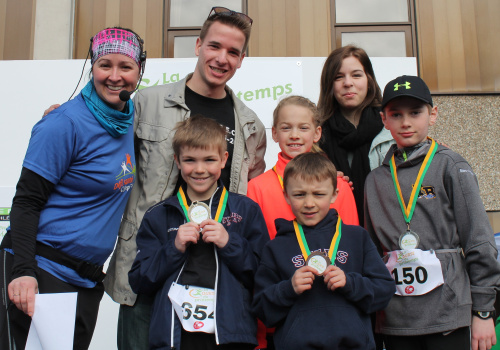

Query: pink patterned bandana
left=91, top=28, right=142, bottom=67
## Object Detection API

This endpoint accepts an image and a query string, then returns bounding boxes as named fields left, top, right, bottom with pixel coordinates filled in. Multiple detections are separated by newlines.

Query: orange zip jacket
left=247, top=152, right=359, bottom=240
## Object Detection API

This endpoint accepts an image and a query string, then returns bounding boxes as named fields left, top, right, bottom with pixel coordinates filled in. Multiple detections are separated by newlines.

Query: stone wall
left=429, top=95, right=499, bottom=211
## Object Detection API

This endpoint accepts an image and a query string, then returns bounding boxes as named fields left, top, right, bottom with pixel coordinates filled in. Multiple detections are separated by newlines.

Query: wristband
left=472, top=310, right=495, bottom=320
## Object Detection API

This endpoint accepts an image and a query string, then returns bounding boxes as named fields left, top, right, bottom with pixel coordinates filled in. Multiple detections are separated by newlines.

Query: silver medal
left=306, top=252, right=331, bottom=275
left=398, top=230, right=420, bottom=250
left=188, top=201, right=210, bottom=224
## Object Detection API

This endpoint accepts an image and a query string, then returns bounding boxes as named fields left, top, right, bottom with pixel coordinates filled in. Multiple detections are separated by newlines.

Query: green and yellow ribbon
left=272, top=166, right=284, bottom=190
left=389, top=138, right=438, bottom=226
left=177, top=186, right=228, bottom=223
left=293, top=217, right=342, bottom=264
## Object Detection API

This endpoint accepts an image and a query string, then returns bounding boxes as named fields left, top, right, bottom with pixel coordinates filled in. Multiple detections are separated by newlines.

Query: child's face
left=175, top=145, right=228, bottom=201
left=381, top=96, right=438, bottom=149
left=284, top=175, right=338, bottom=227
left=272, top=105, right=321, bottom=160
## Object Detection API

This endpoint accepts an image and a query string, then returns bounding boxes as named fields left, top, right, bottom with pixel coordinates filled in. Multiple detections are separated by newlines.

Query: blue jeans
left=117, top=293, right=154, bottom=350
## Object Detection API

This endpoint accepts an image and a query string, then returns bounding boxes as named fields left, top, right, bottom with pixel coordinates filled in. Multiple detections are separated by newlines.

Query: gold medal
left=306, top=251, right=331, bottom=275
left=399, top=230, right=420, bottom=250
left=188, top=201, right=210, bottom=224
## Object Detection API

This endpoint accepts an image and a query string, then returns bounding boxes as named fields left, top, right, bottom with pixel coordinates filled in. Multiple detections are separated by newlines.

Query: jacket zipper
left=214, top=246, right=220, bottom=344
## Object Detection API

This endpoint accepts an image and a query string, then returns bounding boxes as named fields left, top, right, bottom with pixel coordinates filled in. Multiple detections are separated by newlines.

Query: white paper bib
left=168, top=282, right=215, bottom=333
left=385, top=249, right=444, bottom=296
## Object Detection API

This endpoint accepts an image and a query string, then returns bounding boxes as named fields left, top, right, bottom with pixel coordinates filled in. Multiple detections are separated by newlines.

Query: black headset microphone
left=119, top=53, right=146, bottom=102
left=119, top=88, right=135, bottom=102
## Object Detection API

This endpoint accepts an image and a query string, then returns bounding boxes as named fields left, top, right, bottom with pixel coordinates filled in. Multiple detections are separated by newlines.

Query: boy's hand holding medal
left=323, top=265, right=346, bottom=291
left=175, top=199, right=229, bottom=252
left=175, top=222, right=201, bottom=253
left=199, top=219, right=229, bottom=248
left=292, top=261, right=346, bottom=295
left=292, top=266, right=316, bottom=294
left=174, top=220, right=229, bottom=253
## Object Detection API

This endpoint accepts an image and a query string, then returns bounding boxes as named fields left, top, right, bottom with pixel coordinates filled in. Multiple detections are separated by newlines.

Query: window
left=332, top=0, right=415, bottom=57
left=164, top=0, right=246, bottom=58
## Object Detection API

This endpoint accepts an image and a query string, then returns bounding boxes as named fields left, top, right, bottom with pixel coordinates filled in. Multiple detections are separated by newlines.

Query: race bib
left=385, top=249, right=444, bottom=296
left=168, top=282, right=215, bottom=333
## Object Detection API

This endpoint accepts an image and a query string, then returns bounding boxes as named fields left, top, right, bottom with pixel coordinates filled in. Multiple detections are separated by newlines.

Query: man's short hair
left=283, top=153, right=338, bottom=193
left=173, top=114, right=227, bottom=157
left=200, top=11, right=252, bottom=53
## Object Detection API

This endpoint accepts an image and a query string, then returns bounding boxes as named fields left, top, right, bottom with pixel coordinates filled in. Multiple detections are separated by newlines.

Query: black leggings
left=0, top=250, right=104, bottom=350
left=383, top=326, right=471, bottom=350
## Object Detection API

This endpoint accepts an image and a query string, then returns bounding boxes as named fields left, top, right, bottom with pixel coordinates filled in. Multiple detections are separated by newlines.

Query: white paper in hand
left=25, top=292, right=78, bottom=350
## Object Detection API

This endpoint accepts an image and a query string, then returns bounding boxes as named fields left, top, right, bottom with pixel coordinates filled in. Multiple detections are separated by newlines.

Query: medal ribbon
left=389, top=138, right=438, bottom=225
left=177, top=186, right=228, bottom=223
left=293, top=217, right=342, bottom=264
left=272, top=166, right=284, bottom=190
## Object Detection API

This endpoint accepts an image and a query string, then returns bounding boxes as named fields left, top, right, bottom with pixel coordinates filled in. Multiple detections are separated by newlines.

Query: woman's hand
left=8, top=276, right=38, bottom=316
left=337, top=172, right=354, bottom=190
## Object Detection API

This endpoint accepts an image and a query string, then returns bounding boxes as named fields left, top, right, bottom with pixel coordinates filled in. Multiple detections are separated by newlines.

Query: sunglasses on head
left=208, top=6, right=253, bottom=26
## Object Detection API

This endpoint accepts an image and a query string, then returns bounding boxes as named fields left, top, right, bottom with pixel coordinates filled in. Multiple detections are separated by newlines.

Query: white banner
left=0, top=57, right=417, bottom=189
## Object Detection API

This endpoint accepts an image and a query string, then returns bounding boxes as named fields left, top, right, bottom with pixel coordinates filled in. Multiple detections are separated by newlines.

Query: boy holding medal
left=252, top=152, right=395, bottom=350
left=365, top=75, right=500, bottom=350
left=128, top=115, right=269, bottom=350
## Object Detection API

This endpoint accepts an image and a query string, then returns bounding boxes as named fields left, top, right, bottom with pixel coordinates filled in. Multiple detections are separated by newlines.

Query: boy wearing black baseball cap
left=364, top=75, right=500, bottom=350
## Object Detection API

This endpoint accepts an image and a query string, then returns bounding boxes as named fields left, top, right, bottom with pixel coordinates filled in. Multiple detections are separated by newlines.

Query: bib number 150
left=392, top=266, right=428, bottom=285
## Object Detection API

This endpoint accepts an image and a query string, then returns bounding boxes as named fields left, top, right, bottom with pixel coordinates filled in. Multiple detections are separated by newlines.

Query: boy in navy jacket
left=129, top=115, right=269, bottom=350
left=252, top=152, right=394, bottom=350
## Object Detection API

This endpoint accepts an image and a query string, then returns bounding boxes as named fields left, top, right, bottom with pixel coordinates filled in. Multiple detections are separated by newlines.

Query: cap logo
left=394, top=82, right=411, bottom=91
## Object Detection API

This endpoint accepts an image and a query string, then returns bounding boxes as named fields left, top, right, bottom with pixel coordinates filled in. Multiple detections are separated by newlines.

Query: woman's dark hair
left=317, top=45, right=382, bottom=124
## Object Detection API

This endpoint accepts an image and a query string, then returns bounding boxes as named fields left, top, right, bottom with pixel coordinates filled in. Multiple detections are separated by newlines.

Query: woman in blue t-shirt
left=0, top=27, right=146, bottom=350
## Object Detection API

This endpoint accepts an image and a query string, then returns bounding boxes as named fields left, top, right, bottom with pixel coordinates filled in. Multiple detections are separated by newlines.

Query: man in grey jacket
left=104, top=8, right=266, bottom=350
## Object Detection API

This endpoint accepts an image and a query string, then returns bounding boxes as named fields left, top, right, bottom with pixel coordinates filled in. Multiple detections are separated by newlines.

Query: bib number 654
left=181, top=302, right=214, bottom=321
left=392, top=266, right=428, bottom=285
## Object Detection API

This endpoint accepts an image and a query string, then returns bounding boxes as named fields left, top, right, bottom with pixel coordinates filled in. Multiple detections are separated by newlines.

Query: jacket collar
left=274, top=152, right=290, bottom=177
left=162, top=73, right=258, bottom=127
left=382, top=138, right=442, bottom=168
left=274, top=209, right=339, bottom=238
left=370, top=127, right=394, bottom=153
left=163, top=179, right=227, bottom=219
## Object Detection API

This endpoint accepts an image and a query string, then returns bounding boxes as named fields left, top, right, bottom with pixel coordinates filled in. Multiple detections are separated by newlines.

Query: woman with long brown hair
left=318, top=45, right=394, bottom=226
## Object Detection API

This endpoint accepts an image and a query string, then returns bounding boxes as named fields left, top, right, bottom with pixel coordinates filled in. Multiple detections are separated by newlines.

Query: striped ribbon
left=293, top=217, right=342, bottom=264
left=177, top=186, right=228, bottom=223
left=389, top=138, right=438, bottom=226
